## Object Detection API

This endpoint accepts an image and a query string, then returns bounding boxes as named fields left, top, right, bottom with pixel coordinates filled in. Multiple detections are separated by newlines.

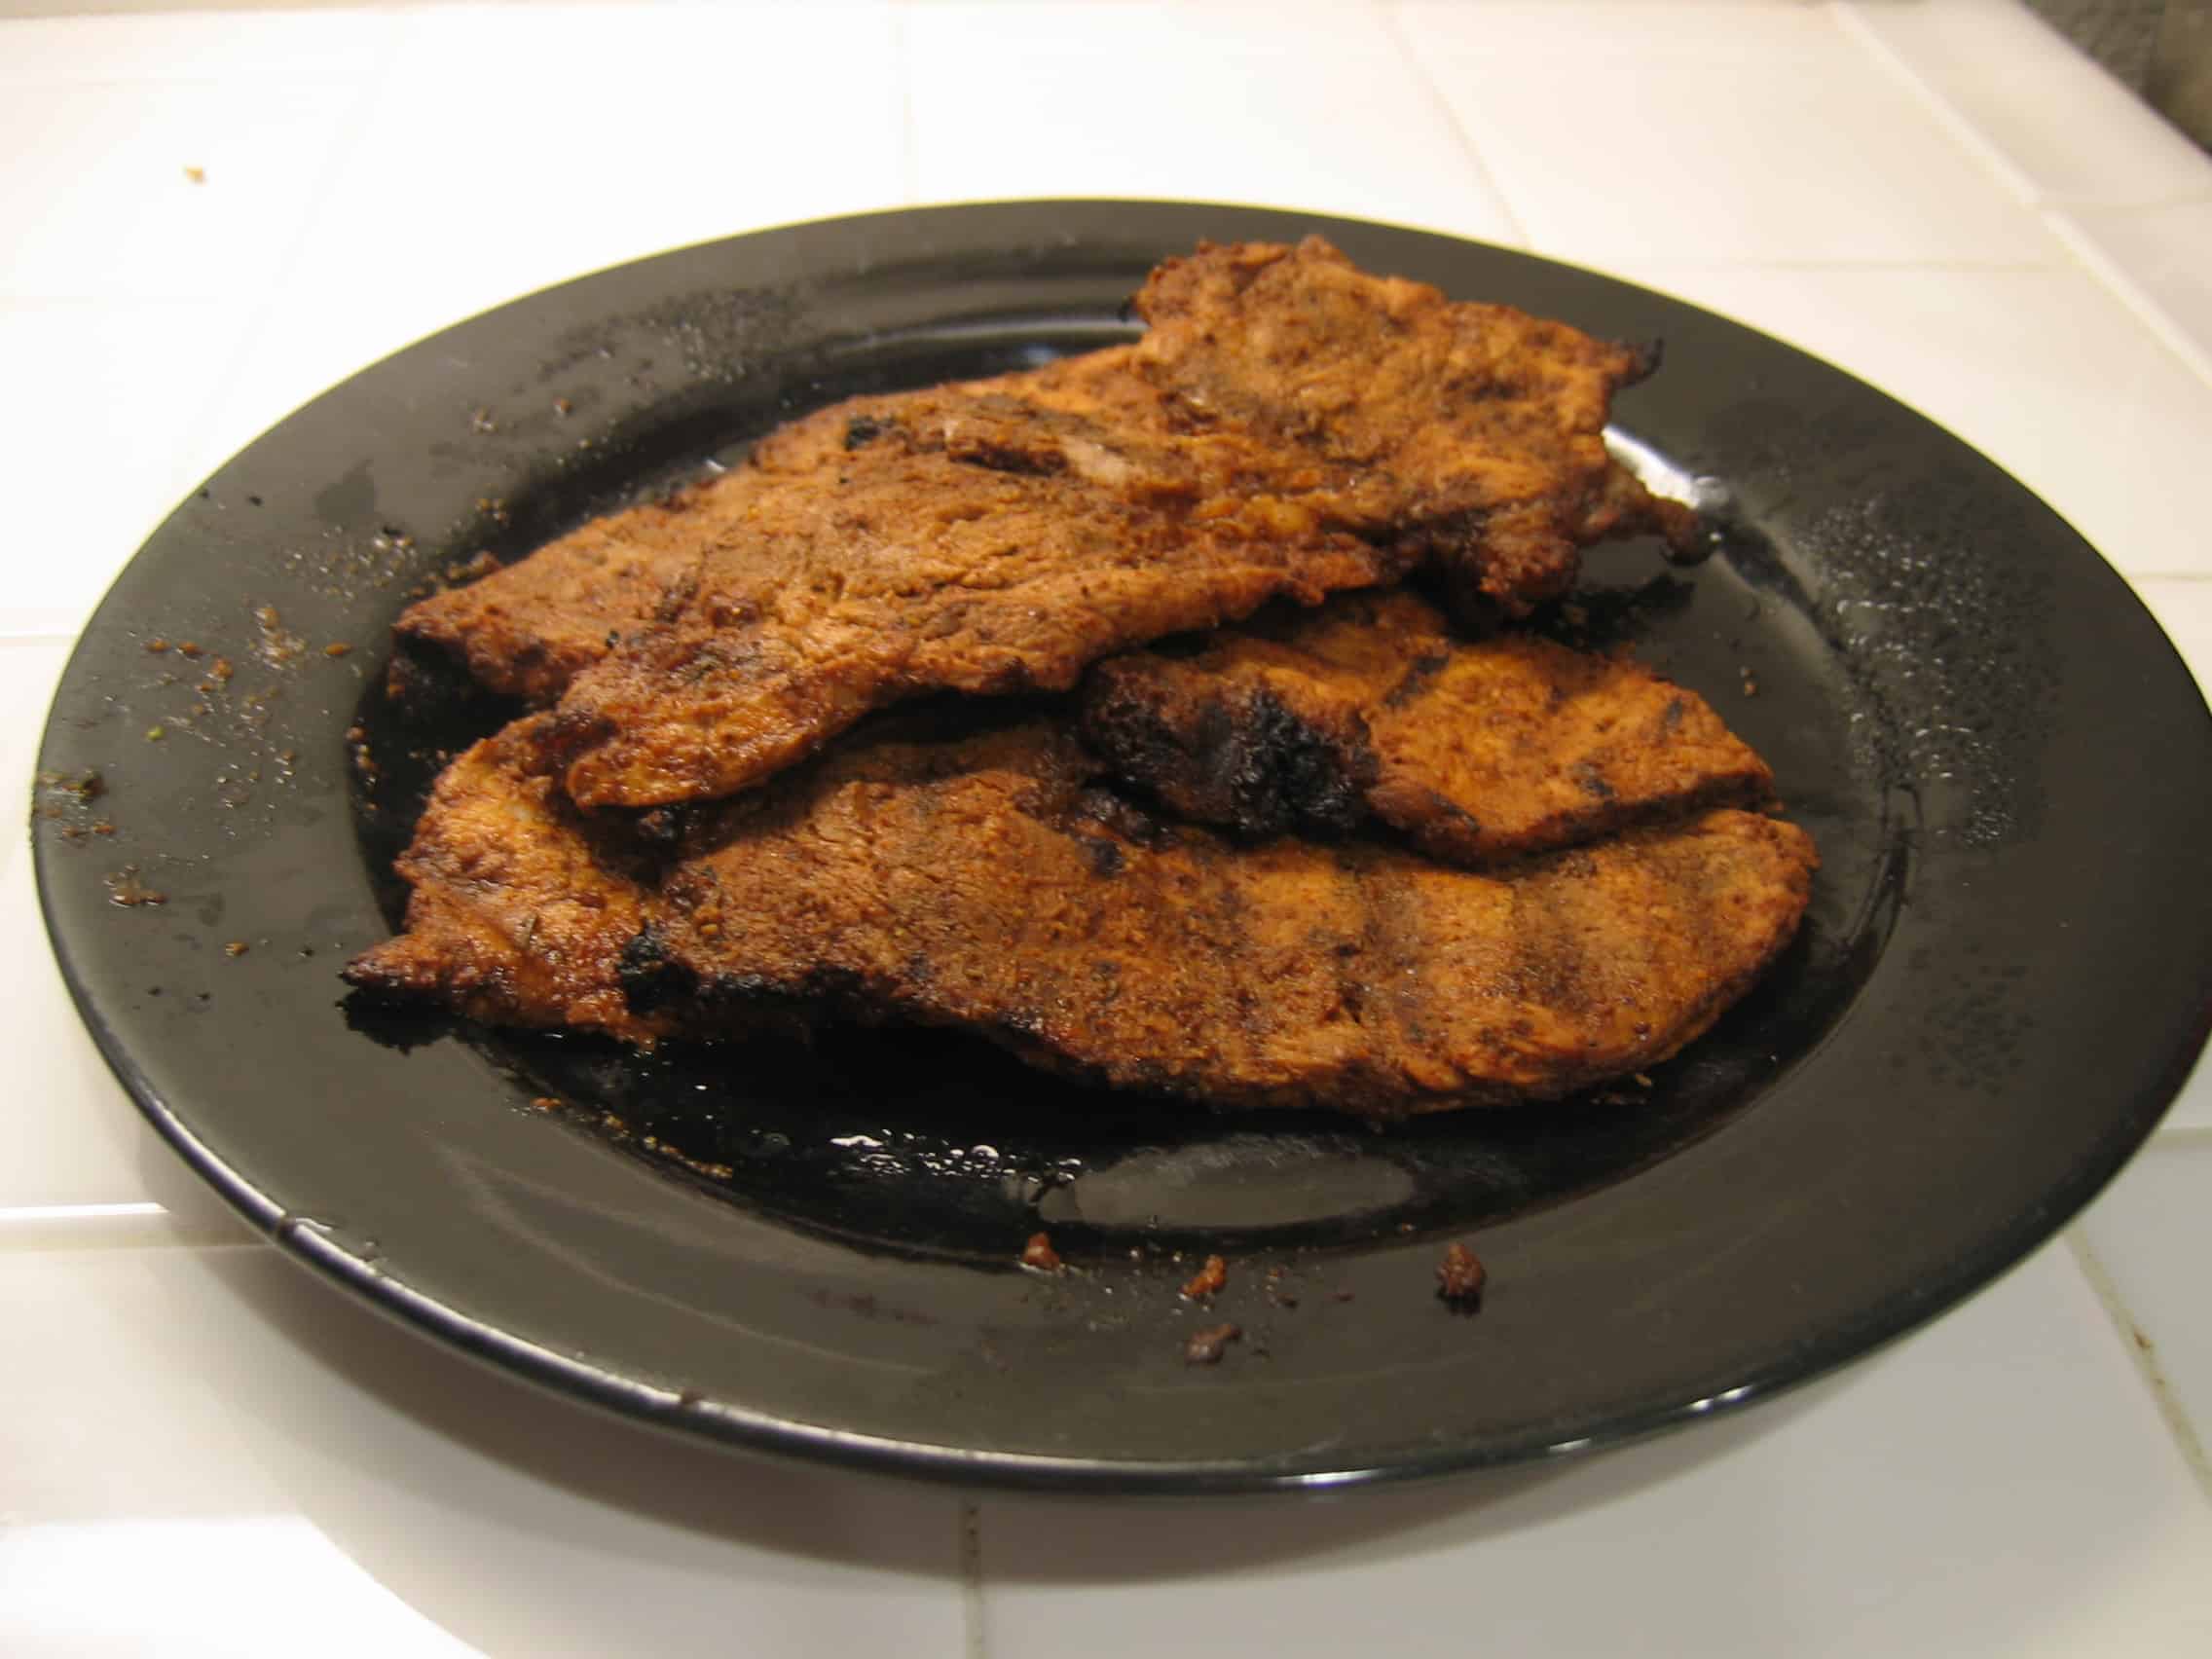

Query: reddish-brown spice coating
left=350, top=718, right=1816, bottom=1117
left=1021, top=1232, right=1064, bottom=1272
left=1182, top=1254, right=1229, bottom=1299
left=398, top=239, right=1685, bottom=809
left=1083, top=589, right=1775, bottom=866
left=1437, top=1241, right=1488, bottom=1303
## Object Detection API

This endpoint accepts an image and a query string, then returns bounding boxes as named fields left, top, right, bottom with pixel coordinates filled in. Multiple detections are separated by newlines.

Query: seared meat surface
left=348, top=240, right=1809, bottom=1119
left=531, top=239, right=1681, bottom=808
left=637, top=722, right=1812, bottom=1116
left=344, top=718, right=670, bottom=1044
left=1081, top=590, right=1774, bottom=865
left=1128, top=238, right=1695, bottom=599
left=350, top=717, right=1813, bottom=1118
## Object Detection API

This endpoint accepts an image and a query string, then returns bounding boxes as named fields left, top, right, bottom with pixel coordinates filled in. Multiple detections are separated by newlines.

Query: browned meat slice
left=538, top=410, right=1402, bottom=809
left=611, top=722, right=1816, bottom=1118
left=532, top=240, right=1686, bottom=809
left=1080, top=590, right=1774, bottom=865
left=343, top=717, right=671, bottom=1044
left=1128, top=237, right=1695, bottom=602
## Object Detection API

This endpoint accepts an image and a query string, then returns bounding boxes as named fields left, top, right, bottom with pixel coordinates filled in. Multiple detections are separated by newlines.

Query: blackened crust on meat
left=1082, top=590, right=1776, bottom=868
left=350, top=712, right=1815, bottom=1118
left=634, top=721, right=1817, bottom=1118
left=533, top=240, right=1689, bottom=809
left=1081, top=665, right=1378, bottom=840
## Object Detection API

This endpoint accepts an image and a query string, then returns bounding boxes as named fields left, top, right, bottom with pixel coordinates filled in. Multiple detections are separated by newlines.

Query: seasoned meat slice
left=387, top=484, right=729, bottom=710
left=537, top=406, right=1403, bottom=809
left=342, top=717, right=672, bottom=1044
left=617, top=722, right=1816, bottom=1118
left=1128, top=237, right=1696, bottom=603
left=532, top=240, right=1689, bottom=808
left=1080, top=590, right=1774, bottom=864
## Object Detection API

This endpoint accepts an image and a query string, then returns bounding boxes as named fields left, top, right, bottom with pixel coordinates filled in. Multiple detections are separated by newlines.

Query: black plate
left=35, top=203, right=2212, bottom=1494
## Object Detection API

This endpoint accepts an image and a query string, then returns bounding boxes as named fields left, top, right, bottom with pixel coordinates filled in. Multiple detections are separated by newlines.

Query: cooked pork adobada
left=1082, top=589, right=1773, bottom=864
left=531, top=238, right=1685, bottom=809
left=343, top=717, right=674, bottom=1045
left=350, top=716, right=1813, bottom=1117
left=628, top=723, right=1810, bottom=1118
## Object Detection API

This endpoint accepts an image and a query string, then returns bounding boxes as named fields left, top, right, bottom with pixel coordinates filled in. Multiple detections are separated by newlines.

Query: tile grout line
left=1831, top=0, right=2212, bottom=399
left=2038, top=206, right=2212, bottom=396
left=2064, top=1228, right=2212, bottom=1502
left=1825, top=0, right=2046, bottom=213
left=958, top=1498, right=987, bottom=1659
left=1374, top=1, right=1530, bottom=249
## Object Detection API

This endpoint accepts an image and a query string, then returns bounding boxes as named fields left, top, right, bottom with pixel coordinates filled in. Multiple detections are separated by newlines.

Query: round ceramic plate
left=34, top=203, right=2212, bottom=1494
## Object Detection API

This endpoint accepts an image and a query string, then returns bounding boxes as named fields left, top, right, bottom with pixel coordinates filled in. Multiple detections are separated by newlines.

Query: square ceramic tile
left=2074, top=1139, right=2212, bottom=1478
left=1612, top=262, right=2212, bottom=580
left=908, top=2, right=1520, bottom=241
left=1392, top=0, right=1844, bottom=63
left=1844, top=0, right=2212, bottom=207
left=912, top=0, right=1402, bottom=59
left=1401, top=15, right=2060, bottom=266
left=380, top=0, right=894, bottom=89
left=977, top=1242, right=2212, bottom=1657
left=0, top=847, right=247, bottom=1236
left=0, top=1241, right=967, bottom=1657
left=2062, top=200, right=2212, bottom=371
left=0, top=80, right=360, bottom=301
left=243, top=7, right=906, bottom=355
left=0, top=300, right=259, bottom=636
left=0, top=7, right=396, bottom=87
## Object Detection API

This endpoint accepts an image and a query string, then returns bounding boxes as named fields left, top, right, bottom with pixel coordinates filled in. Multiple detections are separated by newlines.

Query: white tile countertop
left=5, top=1, right=2211, bottom=1652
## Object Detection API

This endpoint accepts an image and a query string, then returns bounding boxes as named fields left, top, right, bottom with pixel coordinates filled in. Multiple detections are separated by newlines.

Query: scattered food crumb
left=177, top=642, right=203, bottom=657
left=209, top=657, right=234, bottom=682
left=1436, top=1241, right=1487, bottom=1305
left=553, top=396, right=573, bottom=417
left=1331, top=1289, right=1356, bottom=1303
left=183, top=166, right=205, bottom=184
left=1021, top=1231, right=1064, bottom=1272
left=105, top=867, right=166, bottom=907
left=144, top=639, right=169, bottom=653
left=1633, top=1072, right=1653, bottom=1088
left=1183, top=1322, right=1242, bottom=1365
left=470, top=408, right=498, bottom=434
left=1181, top=1253, right=1228, bottom=1299
left=323, top=642, right=352, bottom=657
left=144, top=725, right=165, bottom=741
left=223, top=940, right=248, bottom=958
left=1740, top=668, right=1759, bottom=697
left=92, top=821, right=116, bottom=836
left=529, top=1096, right=561, bottom=1111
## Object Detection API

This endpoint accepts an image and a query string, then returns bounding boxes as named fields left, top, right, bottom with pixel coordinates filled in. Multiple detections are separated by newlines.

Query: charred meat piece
left=1129, top=237, right=1696, bottom=601
left=531, top=240, right=1687, bottom=808
left=342, top=717, right=675, bottom=1045
left=539, top=400, right=1402, bottom=810
left=349, top=717, right=1813, bottom=1116
left=609, top=722, right=1816, bottom=1118
left=387, top=481, right=734, bottom=710
left=1081, top=590, right=1775, bottom=865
